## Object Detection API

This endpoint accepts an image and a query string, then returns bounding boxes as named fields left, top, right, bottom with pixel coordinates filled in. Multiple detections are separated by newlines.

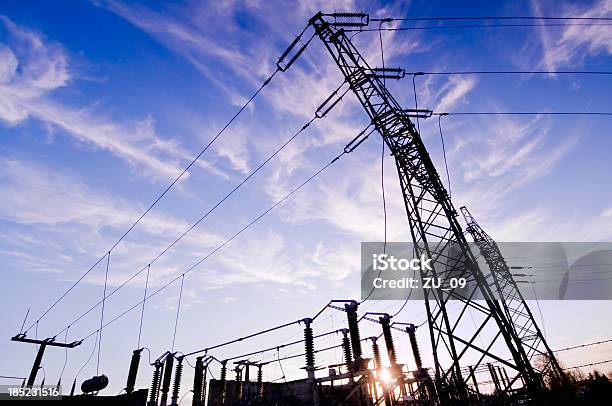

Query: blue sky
left=1, top=0, right=611, bottom=397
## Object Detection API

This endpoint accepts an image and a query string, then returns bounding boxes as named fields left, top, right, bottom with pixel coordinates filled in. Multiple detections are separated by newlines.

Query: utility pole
left=11, top=334, right=81, bottom=387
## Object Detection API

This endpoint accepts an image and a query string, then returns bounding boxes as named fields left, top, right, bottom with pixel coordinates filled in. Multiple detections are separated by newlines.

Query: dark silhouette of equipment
left=11, top=10, right=590, bottom=406
left=148, top=360, right=163, bottom=406
left=81, top=374, right=109, bottom=393
left=297, top=11, right=555, bottom=402
left=10, top=334, right=81, bottom=387
left=125, top=348, right=143, bottom=394
left=460, top=206, right=568, bottom=386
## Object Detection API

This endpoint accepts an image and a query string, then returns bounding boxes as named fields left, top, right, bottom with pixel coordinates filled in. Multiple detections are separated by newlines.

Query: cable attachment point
left=326, top=12, right=370, bottom=27
left=316, top=82, right=348, bottom=118
left=277, top=25, right=314, bottom=72
left=368, top=67, right=406, bottom=80
left=402, top=109, right=433, bottom=119
left=343, top=125, right=373, bottom=154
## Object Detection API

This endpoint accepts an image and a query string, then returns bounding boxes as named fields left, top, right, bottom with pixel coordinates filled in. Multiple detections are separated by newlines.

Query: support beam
left=11, top=334, right=81, bottom=387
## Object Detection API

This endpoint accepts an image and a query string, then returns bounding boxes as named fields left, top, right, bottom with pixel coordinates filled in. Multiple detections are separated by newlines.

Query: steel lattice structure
left=460, top=206, right=566, bottom=385
left=304, top=12, right=547, bottom=402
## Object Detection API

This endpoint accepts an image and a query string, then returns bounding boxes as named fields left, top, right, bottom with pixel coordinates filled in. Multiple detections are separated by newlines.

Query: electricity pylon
left=278, top=11, right=551, bottom=403
left=460, top=206, right=567, bottom=386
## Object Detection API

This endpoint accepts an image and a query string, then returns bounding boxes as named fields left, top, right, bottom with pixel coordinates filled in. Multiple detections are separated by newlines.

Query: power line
left=58, top=326, right=70, bottom=385
left=347, top=23, right=612, bottom=32
left=185, top=318, right=302, bottom=358
left=224, top=329, right=343, bottom=363
left=555, top=338, right=612, bottom=353
left=24, top=69, right=280, bottom=335
left=463, top=338, right=612, bottom=372
left=434, top=111, right=612, bottom=116
left=361, top=23, right=388, bottom=305
left=77, top=137, right=365, bottom=343
left=53, top=83, right=348, bottom=338
left=171, top=274, right=185, bottom=352
left=412, top=74, right=421, bottom=132
left=136, top=264, right=150, bottom=349
left=379, top=20, right=388, bottom=260
left=528, top=275, right=547, bottom=339
left=564, top=359, right=612, bottom=370
left=437, top=115, right=452, bottom=196
left=406, top=70, right=612, bottom=76
left=96, top=252, right=111, bottom=376
left=74, top=329, right=99, bottom=386
left=371, top=16, right=612, bottom=22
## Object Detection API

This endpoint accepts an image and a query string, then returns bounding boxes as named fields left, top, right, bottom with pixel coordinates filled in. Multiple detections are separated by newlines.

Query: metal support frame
left=460, top=205, right=567, bottom=388
left=11, top=334, right=81, bottom=387
left=307, top=12, right=547, bottom=402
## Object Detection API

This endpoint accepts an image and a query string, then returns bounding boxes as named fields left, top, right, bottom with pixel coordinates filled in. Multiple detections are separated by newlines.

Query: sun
left=379, top=368, right=393, bottom=384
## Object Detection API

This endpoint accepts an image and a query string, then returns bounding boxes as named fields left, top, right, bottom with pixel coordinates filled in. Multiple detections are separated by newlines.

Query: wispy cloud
left=0, top=157, right=223, bottom=280
left=213, top=124, right=252, bottom=174
left=435, top=76, right=477, bottom=113
left=451, top=113, right=579, bottom=216
left=0, top=157, right=185, bottom=232
left=0, top=16, right=225, bottom=181
left=0, top=158, right=358, bottom=292
left=531, top=0, right=612, bottom=71
left=101, top=0, right=276, bottom=105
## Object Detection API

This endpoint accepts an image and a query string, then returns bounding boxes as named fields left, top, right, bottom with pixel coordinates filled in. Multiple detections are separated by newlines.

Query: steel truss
left=460, top=206, right=566, bottom=385
left=306, top=12, right=548, bottom=403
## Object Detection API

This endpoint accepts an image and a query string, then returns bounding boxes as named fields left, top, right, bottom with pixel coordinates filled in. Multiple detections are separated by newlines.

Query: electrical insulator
left=170, top=356, right=183, bottom=406
left=343, top=126, right=371, bottom=154
left=372, top=337, right=392, bottom=406
left=220, top=361, right=227, bottom=404
left=315, top=84, right=347, bottom=118
left=243, top=364, right=251, bottom=400
left=380, top=315, right=397, bottom=366
left=159, top=353, right=174, bottom=406
left=256, top=365, right=263, bottom=399
left=234, top=366, right=242, bottom=400
left=406, top=324, right=422, bottom=370
left=303, top=319, right=315, bottom=369
left=202, top=361, right=209, bottom=403
left=149, top=361, right=163, bottom=406
left=369, top=67, right=406, bottom=80
left=344, top=301, right=363, bottom=362
left=371, top=338, right=382, bottom=371
left=125, top=348, right=142, bottom=394
left=327, top=12, right=370, bottom=27
left=341, top=329, right=352, bottom=368
left=192, top=357, right=204, bottom=406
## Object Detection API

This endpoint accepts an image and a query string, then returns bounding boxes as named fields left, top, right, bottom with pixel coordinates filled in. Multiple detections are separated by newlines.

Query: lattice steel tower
left=282, top=12, right=555, bottom=403
left=460, top=206, right=566, bottom=385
